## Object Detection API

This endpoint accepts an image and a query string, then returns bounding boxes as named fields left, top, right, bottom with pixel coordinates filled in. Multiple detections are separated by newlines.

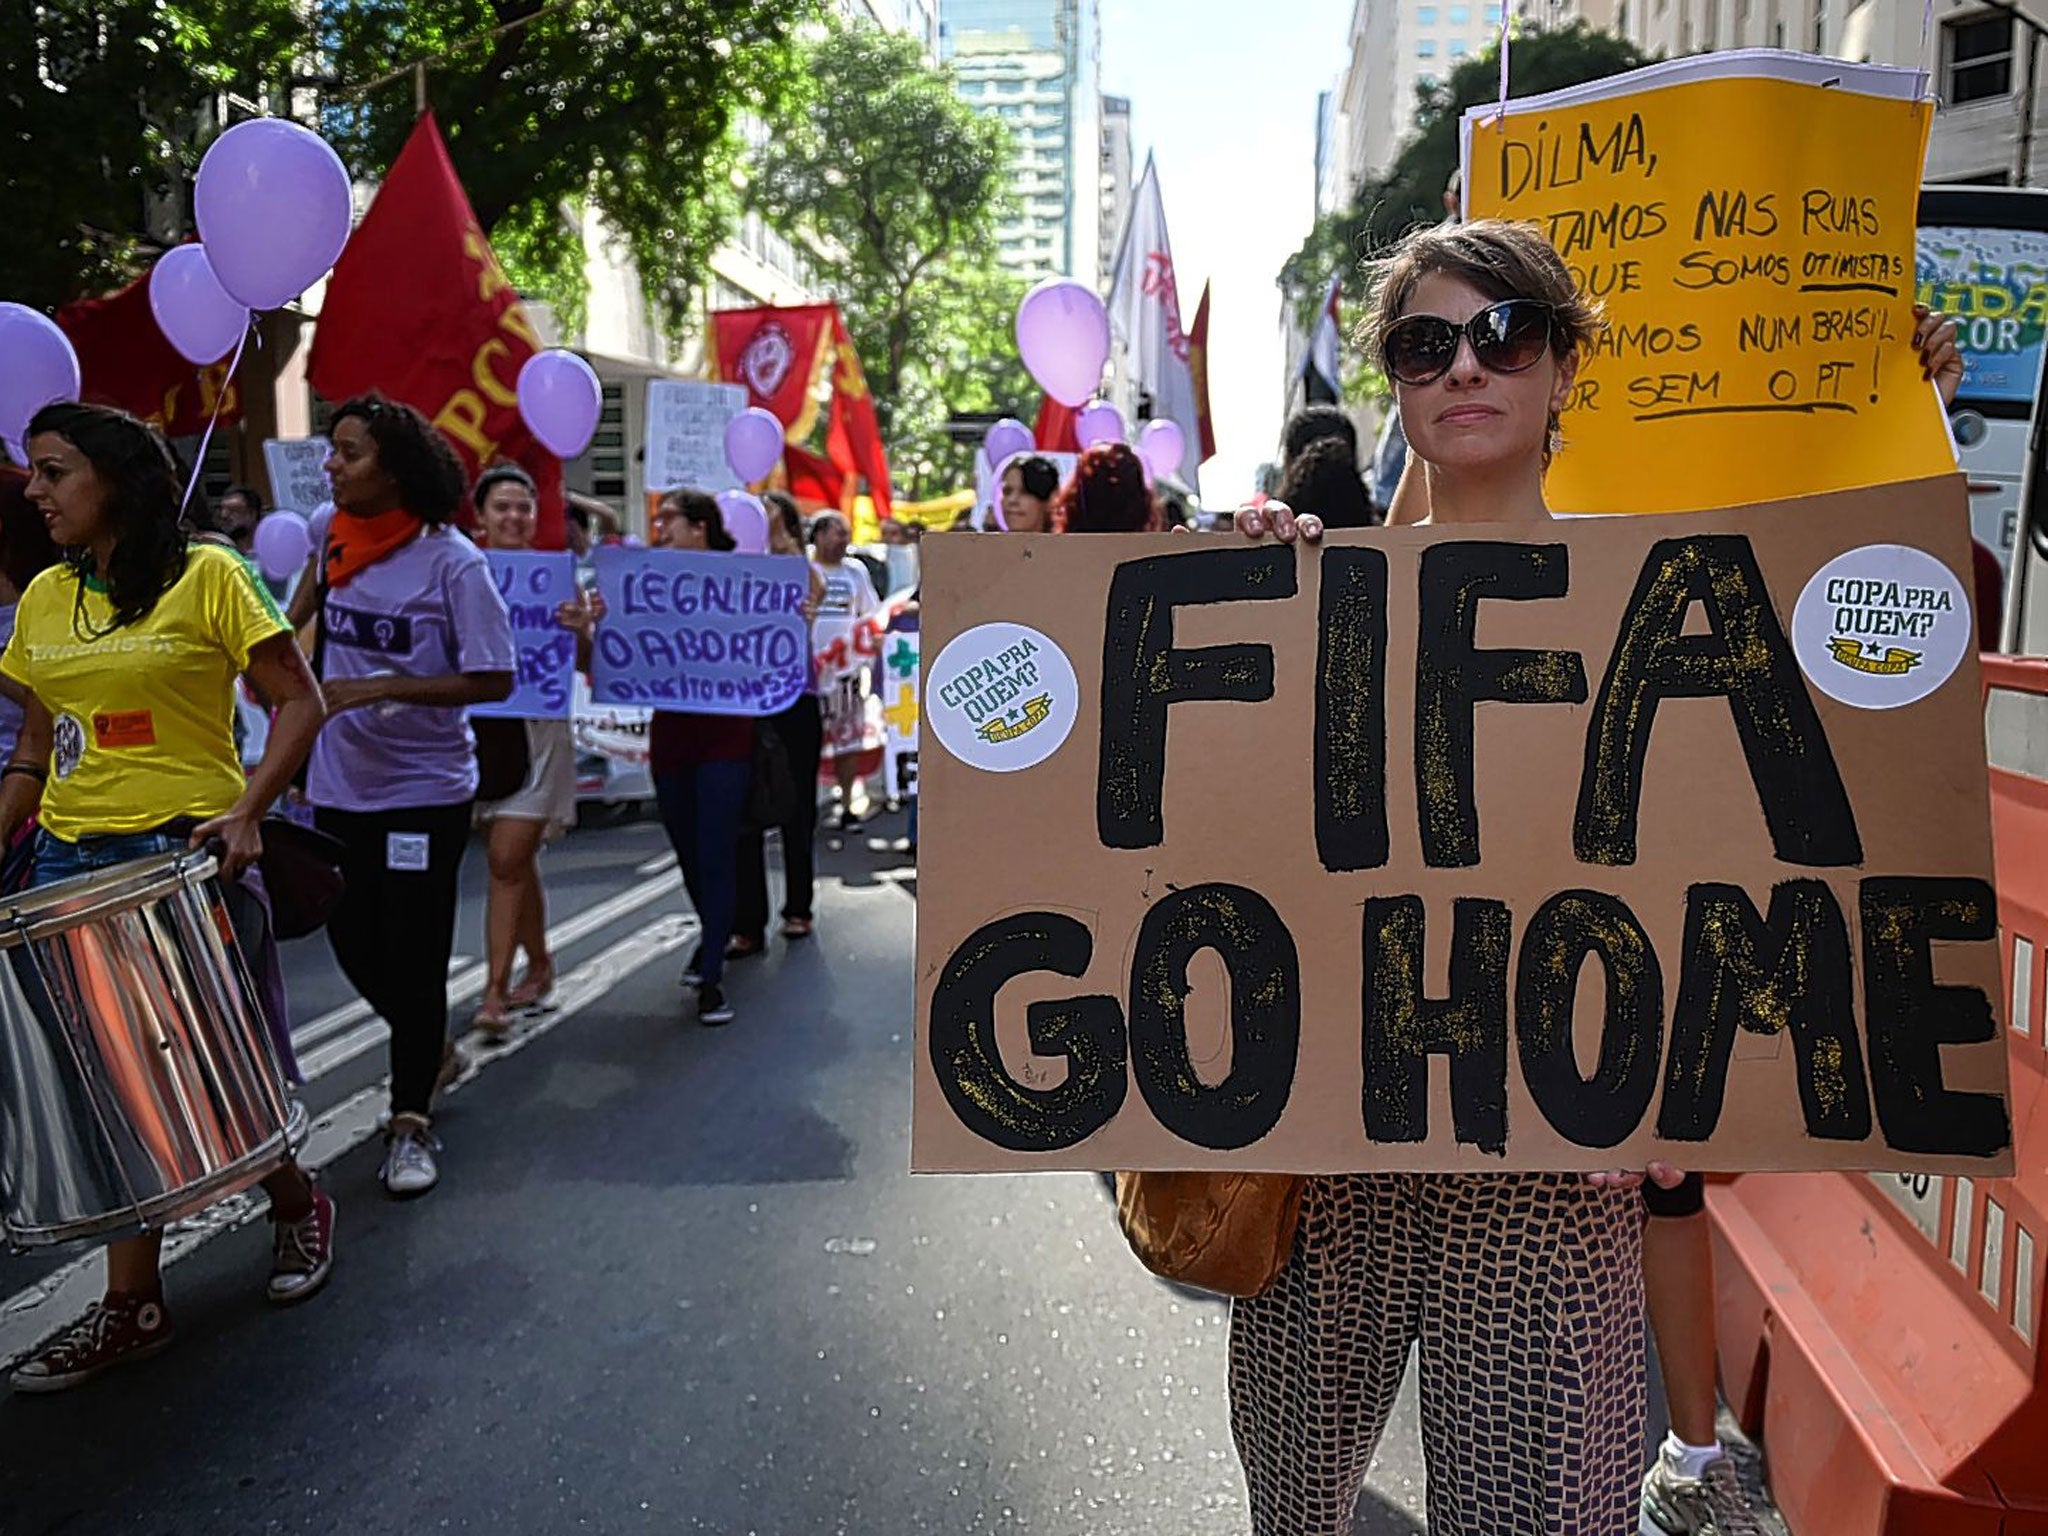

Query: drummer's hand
left=1913, top=304, right=1964, bottom=408
left=1234, top=499, right=1323, bottom=545
left=320, top=676, right=386, bottom=715
left=1584, top=1161, right=1684, bottom=1193
left=189, top=809, right=263, bottom=879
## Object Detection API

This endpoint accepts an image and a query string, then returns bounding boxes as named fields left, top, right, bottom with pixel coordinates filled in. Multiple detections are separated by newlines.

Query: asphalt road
left=0, top=805, right=1706, bottom=1536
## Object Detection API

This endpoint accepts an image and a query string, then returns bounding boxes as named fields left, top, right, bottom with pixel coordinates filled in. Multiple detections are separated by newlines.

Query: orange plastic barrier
left=1710, top=652, right=2048, bottom=1535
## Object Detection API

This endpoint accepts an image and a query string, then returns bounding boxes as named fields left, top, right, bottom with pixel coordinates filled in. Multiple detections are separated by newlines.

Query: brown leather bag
left=1112, top=1171, right=1309, bottom=1299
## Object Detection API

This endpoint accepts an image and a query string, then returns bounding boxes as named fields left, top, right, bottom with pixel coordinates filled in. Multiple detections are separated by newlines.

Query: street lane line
left=0, top=913, right=699, bottom=1370
left=290, top=868, right=683, bottom=1059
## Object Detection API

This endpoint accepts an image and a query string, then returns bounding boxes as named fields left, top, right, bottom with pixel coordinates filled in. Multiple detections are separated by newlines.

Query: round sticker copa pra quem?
left=925, top=621, right=1079, bottom=773
left=1790, top=543, right=1971, bottom=710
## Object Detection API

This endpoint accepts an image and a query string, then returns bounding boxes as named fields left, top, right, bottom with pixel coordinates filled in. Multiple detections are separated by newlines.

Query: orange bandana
left=323, top=508, right=422, bottom=588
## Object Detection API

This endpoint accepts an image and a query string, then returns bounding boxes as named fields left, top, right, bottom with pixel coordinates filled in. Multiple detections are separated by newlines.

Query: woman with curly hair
left=307, top=394, right=514, bottom=1199
left=1051, top=442, right=1161, bottom=533
left=0, top=403, right=332, bottom=1390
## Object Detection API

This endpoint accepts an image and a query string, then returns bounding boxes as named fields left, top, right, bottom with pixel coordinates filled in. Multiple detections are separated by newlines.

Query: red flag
left=1032, top=395, right=1080, bottom=453
left=1190, top=281, right=1217, bottom=464
left=825, top=312, right=892, bottom=522
left=783, top=442, right=845, bottom=509
left=712, top=304, right=835, bottom=440
left=308, top=112, right=563, bottom=547
left=57, top=264, right=243, bottom=439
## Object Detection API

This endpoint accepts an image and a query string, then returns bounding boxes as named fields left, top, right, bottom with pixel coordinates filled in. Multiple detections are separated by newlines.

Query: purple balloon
left=195, top=119, right=353, bottom=311
left=252, top=510, right=312, bottom=582
left=716, top=490, right=771, bottom=555
left=983, top=417, right=1032, bottom=468
left=148, top=246, right=250, bottom=366
left=1016, top=279, right=1110, bottom=407
left=0, top=302, right=81, bottom=447
left=1138, top=418, right=1188, bottom=479
left=1075, top=398, right=1125, bottom=448
left=724, top=407, right=785, bottom=485
left=2, top=436, right=22, bottom=468
left=517, top=349, right=601, bottom=459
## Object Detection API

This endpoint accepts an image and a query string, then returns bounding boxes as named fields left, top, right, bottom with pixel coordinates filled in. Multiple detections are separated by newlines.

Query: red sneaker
left=268, top=1184, right=336, bottom=1305
left=9, top=1294, right=174, bottom=1394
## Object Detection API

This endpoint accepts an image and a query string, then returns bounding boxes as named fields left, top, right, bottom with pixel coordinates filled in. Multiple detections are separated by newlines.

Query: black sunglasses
left=1381, top=299, right=1556, bottom=387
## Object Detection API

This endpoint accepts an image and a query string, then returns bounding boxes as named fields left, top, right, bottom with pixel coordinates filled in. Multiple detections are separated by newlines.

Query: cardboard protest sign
left=590, top=546, right=810, bottom=716
left=1462, top=52, right=1954, bottom=514
left=912, top=477, right=2013, bottom=1175
left=879, top=625, right=921, bottom=801
left=473, top=550, right=577, bottom=720
left=645, top=379, right=748, bottom=495
left=262, top=436, right=332, bottom=516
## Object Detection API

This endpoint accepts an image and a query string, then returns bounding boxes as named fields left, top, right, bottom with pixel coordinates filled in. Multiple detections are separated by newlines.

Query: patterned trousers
left=1228, top=1173, right=1648, bottom=1536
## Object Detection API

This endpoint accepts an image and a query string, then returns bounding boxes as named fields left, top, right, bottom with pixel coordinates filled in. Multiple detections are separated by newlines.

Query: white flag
left=1107, top=155, right=1202, bottom=494
left=1297, top=274, right=1342, bottom=404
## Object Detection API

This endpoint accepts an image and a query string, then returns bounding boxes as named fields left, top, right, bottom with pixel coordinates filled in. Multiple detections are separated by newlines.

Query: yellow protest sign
left=1463, top=56, right=1954, bottom=514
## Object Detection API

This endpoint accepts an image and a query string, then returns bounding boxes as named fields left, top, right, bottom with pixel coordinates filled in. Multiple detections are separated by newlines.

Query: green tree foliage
left=2, top=0, right=307, bottom=309
left=318, top=0, right=816, bottom=337
left=1278, top=24, right=1651, bottom=340
left=749, top=24, right=1015, bottom=441
left=887, top=263, right=1037, bottom=499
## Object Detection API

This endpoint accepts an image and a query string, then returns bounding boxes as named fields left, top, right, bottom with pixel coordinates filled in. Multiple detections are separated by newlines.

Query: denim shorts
left=32, top=827, right=188, bottom=888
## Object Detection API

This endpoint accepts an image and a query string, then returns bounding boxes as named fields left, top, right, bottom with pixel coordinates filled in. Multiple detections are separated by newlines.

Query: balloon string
left=1491, top=5, right=1512, bottom=125
left=177, top=326, right=248, bottom=523
left=1917, top=0, right=1935, bottom=98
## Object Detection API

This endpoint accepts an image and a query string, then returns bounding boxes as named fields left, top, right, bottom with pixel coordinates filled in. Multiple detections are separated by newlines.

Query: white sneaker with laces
left=380, top=1115, right=441, bottom=1199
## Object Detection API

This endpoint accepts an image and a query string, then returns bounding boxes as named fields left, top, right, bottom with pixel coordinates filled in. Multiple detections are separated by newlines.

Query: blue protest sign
left=472, top=550, right=578, bottom=720
left=590, top=547, right=811, bottom=716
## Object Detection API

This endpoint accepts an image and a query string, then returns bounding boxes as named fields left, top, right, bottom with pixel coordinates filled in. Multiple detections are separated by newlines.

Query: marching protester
left=1053, top=442, right=1162, bottom=534
left=0, top=403, right=332, bottom=1391
left=810, top=510, right=880, bottom=831
left=1274, top=432, right=1377, bottom=530
left=470, top=462, right=603, bottom=1034
left=1243, top=224, right=1972, bottom=1536
left=998, top=455, right=1059, bottom=533
left=213, top=483, right=264, bottom=556
left=307, top=395, right=514, bottom=1199
left=733, top=491, right=824, bottom=957
left=650, top=489, right=751, bottom=1026
left=1233, top=219, right=1679, bottom=1536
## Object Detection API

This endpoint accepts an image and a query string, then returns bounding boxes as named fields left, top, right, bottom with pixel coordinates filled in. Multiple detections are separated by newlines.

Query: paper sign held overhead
left=912, top=478, right=2011, bottom=1176
left=1461, top=52, right=1954, bottom=514
left=645, top=379, right=748, bottom=496
left=262, top=436, right=332, bottom=516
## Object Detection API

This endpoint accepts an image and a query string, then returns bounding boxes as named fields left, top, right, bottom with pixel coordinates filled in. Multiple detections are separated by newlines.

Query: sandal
left=781, top=918, right=814, bottom=940
left=473, top=998, right=514, bottom=1039
left=507, top=965, right=556, bottom=1012
left=725, top=935, right=766, bottom=960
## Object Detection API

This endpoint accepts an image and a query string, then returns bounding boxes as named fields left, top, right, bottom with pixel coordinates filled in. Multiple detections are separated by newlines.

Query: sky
left=1100, top=0, right=1353, bottom=503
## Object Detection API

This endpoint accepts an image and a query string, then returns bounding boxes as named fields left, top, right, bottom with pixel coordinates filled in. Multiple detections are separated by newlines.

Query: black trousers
left=316, top=802, right=473, bottom=1117
left=736, top=694, right=823, bottom=939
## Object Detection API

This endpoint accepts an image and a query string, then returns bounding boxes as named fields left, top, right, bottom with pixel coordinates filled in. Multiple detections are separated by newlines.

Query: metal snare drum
left=0, top=850, right=295, bottom=1248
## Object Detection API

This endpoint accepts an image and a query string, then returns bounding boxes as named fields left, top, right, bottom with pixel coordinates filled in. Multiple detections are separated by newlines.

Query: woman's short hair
left=332, top=393, right=468, bottom=525
left=1005, top=455, right=1060, bottom=502
left=1052, top=443, right=1160, bottom=534
left=473, top=460, right=538, bottom=512
left=1368, top=219, right=1600, bottom=372
left=660, top=488, right=735, bottom=552
left=1275, top=435, right=1377, bottom=530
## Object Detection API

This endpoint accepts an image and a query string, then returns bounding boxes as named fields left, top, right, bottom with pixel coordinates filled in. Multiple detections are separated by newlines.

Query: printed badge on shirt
left=93, top=710, right=156, bottom=749
left=51, top=713, right=83, bottom=780
left=385, top=832, right=430, bottom=872
left=327, top=604, right=415, bottom=655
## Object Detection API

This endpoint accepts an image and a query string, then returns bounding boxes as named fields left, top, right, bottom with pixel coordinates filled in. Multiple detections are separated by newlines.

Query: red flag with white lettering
left=308, top=112, right=563, bottom=546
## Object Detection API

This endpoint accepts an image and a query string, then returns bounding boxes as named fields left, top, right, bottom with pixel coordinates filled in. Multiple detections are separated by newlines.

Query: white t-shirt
left=813, top=558, right=879, bottom=622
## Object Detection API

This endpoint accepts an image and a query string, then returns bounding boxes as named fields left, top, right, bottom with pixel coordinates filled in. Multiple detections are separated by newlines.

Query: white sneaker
left=380, top=1115, right=441, bottom=1199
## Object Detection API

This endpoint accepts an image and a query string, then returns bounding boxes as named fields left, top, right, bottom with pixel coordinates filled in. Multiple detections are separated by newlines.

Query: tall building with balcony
left=940, top=0, right=1104, bottom=281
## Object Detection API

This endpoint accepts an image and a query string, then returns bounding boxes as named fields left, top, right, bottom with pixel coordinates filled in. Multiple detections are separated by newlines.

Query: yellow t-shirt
left=0, top=545, right=290, bottom=839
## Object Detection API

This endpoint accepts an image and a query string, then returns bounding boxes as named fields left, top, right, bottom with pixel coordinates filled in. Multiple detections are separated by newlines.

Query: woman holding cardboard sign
left=1230, top=219, right=1683, bottom=1536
